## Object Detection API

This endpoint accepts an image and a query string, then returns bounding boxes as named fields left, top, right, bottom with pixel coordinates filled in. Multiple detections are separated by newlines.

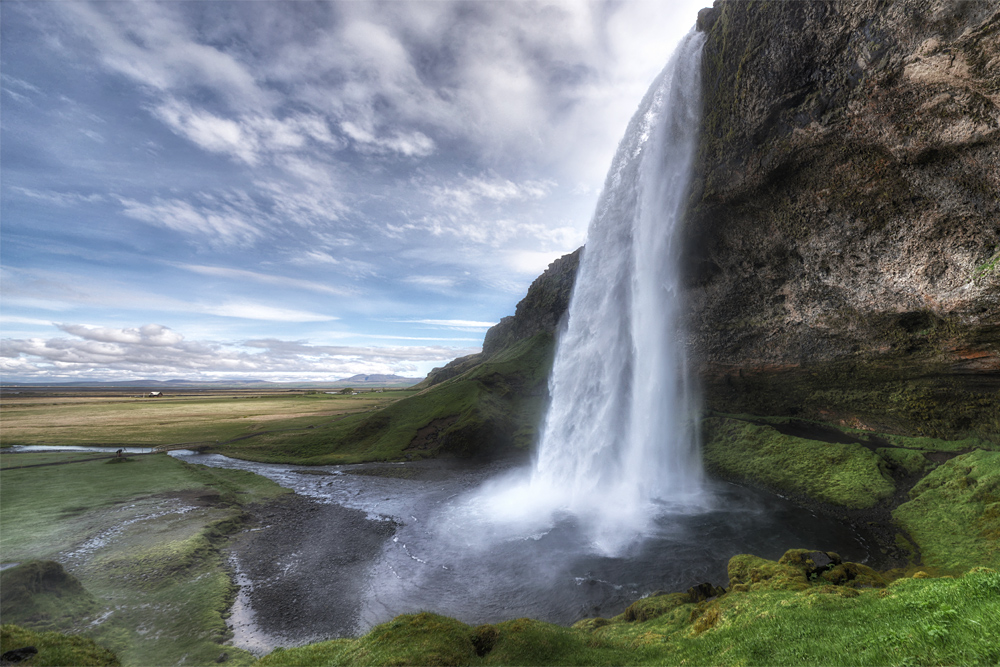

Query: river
left=164, top=451, right=872, bottom=654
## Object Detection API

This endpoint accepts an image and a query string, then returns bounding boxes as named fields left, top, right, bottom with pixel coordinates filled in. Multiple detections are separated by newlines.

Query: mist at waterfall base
left=464, top=30, right=707, bottom=558
left=352, top=29, right=869, bottom=630
left=169, top=32, right=874, bottom=650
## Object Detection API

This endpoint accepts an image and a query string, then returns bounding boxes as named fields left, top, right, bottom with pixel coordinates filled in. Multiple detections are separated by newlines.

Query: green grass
left=218, top=333, right=556, bottom=464
left=255, top=565, right=1000, bottom=666
left=1, top=452, right=289, bottom=666
left=893, top=450, right=1000, bottom=571
left=702, top=417, right=895, bottom=508
left=1, top=561, right=100, bottom=633
left=0, top=624, right=120, bottom=666
left=875, top=446, right=934, bottom=475
left=0, top=453, right=284, bottom=560
left=0, top=391, right=404, bottom=448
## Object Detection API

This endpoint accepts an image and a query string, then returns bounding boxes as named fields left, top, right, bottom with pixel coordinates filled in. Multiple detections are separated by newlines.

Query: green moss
left=702, top=417, right=895, bottom=508
left=819, top=563, right=887, bottom=589
left=893, top=450, right=1000, bottom=571
left=876, top=446, right=934, bottom=475
left=0, top=624, right=119, bottom=667
left=878, top=432, right=994, bottom=453
left=727, top=553, right=809, bottom=591
left=619, top=593, right=691, bottom=623
left=973, top=248, right=999, bottom=281
left=0, top=562, right=100, bottom=632
left=257, top=613, right=477, bottom=666
left=254, top=568, right=1000, bottom=667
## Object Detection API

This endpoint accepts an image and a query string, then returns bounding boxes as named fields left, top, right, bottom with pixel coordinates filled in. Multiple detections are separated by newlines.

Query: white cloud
left=57, top=323, right=184, bottom=346
left=11, top=187, right=105, bottom=207
left=404, top=319, right=497, bottom=332
left=61, top=1, right=267, bottom=110
left=153, top=99, right=258, bottom=164
left=207, top=302, right=337, bottom=323
left=0, top=316, right=56, bottom=327
left=430, top=175, right=555, bottom=212
left=405, top=275, right=458, bottom=290
left=1, top=322, right=477, bottom=381
left=179, top=264, right=352, bottom=296
left=118, top=195, right=264, bottom=247
left=341, top=121, right=434, bottom=157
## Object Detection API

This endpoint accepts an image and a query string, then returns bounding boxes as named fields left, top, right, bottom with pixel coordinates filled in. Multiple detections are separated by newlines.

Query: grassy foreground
left=252, top=414, right=1000, bottom=667
left=256, top=563, right=999, bottom=667
left=0, top=451, right=289, bottom=666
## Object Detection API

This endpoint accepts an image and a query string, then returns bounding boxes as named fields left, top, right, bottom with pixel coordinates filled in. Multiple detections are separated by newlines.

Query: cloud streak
left=1, top=323, right=477, bottom=381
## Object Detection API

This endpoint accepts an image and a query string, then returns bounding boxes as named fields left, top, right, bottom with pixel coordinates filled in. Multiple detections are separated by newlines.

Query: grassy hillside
left=213, top=333, right=556, bottom=464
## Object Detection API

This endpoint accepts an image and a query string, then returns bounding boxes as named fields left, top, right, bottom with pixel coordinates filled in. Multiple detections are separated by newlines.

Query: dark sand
left=227, top=494, right=397, bottom=651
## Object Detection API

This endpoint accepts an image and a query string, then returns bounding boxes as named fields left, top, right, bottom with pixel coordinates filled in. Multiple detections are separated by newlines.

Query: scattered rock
left=686, top=582, right=726, bottom=602
left=0, top=647, right=37, bottom=664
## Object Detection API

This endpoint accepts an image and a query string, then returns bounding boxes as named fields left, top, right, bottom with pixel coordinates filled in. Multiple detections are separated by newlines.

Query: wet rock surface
left=227, top=494, right=396, bottom=646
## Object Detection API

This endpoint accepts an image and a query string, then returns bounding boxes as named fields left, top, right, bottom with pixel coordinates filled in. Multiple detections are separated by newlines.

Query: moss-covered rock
left=0, top=562, right=100, bottom=632
left=727, top=554, right=810, bottom=592
left=619, top=592, right=691, bottom=623
left=819, top=562, right=888, bottom=589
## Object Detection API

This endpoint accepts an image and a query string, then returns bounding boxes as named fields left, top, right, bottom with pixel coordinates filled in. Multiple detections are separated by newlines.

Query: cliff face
left=415, top=0, right=998, bottom=442
left=418, top=248, right=581, bottom=389
left=686, top=0, right=999, bottom=438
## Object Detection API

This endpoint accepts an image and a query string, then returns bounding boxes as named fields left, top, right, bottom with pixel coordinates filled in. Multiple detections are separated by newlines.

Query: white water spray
left=472, top=32, right=707, bottom=553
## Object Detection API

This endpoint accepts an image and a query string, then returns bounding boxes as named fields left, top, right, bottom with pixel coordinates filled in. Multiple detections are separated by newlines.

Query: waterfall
left=468, top=31, right=706, bottom=555
left=535, top=30, right=706, bottom=547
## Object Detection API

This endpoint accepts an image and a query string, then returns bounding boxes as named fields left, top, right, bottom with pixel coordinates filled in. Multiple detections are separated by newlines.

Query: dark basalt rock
left=0, top=647, right=37, bottom=665
left=686, top=581, right=727, bottom=602
left=685, top=0, right=1000, bottom=439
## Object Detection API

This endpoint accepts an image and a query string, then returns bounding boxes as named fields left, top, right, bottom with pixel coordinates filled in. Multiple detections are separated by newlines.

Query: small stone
left=0, top=647, right=38, bottom=664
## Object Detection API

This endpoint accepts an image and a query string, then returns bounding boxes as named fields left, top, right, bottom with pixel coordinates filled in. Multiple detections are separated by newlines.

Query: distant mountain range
left=339, top=374, right=419, bottom=384
left=1, top=375, right=423, bottom=389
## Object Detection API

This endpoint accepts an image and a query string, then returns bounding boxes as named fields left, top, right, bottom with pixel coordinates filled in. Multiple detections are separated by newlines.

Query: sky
left=1, top=0, right=705, bottom=383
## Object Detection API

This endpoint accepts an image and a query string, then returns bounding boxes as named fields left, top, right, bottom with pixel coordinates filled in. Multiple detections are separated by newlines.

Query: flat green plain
left=0, top=390, right=416, bottom=448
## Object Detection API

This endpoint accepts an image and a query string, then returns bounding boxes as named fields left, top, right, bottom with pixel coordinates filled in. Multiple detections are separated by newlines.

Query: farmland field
left=0, top=389, right=418, bottom=448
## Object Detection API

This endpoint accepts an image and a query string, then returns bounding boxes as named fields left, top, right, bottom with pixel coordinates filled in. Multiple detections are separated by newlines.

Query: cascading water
left=169, top=36, right=876, bottom=634
left=533, top=30, right=706, bottom=533
left=471, top=31, right=708, bottom=554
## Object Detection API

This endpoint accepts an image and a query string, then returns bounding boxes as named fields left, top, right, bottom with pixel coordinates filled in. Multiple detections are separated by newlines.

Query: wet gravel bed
left=227, top=494, right=397, bottom=648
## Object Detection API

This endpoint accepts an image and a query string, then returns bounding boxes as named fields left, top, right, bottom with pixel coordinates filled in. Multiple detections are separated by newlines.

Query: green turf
left=1, top=452, right=288, bottom=666
left=893, top=449, right=1000, bottom=571
left=0, top=624, right=120, bottom=666
left=254, top=564, right=1000, bottom=666
left=701, top=417, right=896, bottom=508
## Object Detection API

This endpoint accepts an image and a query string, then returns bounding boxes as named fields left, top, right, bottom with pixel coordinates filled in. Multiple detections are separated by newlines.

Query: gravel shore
left=226, top=493, right=397, bottom=650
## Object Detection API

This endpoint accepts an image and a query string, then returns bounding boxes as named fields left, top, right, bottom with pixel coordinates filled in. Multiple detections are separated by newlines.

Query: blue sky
left=1, top=0, right=704, bottom=383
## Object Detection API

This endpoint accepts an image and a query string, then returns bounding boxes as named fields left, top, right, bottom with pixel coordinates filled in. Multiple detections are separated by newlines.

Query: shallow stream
left=167, top=452, right=872, bottom=654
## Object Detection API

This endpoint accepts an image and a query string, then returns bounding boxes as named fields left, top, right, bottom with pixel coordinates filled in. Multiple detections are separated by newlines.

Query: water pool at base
left=170, top=452, right=873, bottom=653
